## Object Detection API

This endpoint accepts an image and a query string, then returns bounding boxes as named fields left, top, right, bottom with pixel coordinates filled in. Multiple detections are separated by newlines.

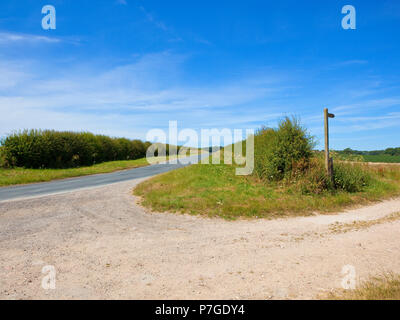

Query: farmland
left=363, top=155, right=400, bottom=163
left=336, top=147, right=400, bottom=163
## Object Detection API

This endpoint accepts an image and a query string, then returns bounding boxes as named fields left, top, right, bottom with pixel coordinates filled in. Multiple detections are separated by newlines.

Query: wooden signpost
left=324, top=108, right=335, bottom=179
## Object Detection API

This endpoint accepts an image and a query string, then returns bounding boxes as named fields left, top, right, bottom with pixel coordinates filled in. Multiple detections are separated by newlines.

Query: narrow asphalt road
left=0, top=154, right=206, bottom=202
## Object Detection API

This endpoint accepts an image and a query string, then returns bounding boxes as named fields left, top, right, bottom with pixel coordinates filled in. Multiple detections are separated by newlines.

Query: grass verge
left=327, top=274, right=400, bottom=300
left=133, top=162, right=400, bottom=220
left=0, top=158, right=152, bottom=186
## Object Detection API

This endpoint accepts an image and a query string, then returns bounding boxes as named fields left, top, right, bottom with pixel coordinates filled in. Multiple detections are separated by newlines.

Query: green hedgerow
left=0, top=130, right=150, bottom=169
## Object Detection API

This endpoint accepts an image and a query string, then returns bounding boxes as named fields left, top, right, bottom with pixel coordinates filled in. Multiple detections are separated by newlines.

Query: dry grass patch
left=329, top=212, right=400, bottom=234
left=327, top=274, right=400, bottom=300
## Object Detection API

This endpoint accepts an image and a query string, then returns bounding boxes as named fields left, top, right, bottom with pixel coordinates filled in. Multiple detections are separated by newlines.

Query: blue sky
left=0, top=0, right=399, bottom=150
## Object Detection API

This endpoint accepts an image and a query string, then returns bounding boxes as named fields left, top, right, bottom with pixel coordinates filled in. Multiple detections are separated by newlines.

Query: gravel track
left=1, top=176, right=400, bottom=299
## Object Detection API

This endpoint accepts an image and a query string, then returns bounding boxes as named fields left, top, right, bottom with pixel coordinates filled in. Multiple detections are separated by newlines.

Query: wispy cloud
left=138, top=6, right=211, bottom=46
left=332, top=98, right=400, bottom=115
left=335, top=60, right=368, bottom=67
left=0, top=52, right=286, bottom=139
left=0, top=31, right=60, bottom=44
left=139, top=6, right=169, bottom=32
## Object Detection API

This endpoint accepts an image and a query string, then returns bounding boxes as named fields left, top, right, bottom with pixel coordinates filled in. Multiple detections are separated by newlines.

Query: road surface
left=0, top=155, right=205, bottom=202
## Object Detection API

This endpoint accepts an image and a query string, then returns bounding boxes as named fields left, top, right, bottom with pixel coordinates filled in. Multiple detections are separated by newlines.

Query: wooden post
left=324, top=108, right=335, bottom=179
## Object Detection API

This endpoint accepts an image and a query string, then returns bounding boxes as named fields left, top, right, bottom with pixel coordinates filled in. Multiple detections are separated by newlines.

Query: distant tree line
left=0, top=129, right=177, bottom=169
left=338, top=147, right=400, bottom=156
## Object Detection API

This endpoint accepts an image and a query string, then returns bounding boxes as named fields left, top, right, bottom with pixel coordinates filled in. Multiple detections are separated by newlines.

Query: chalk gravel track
left=1, top=175, right=400, bottom=299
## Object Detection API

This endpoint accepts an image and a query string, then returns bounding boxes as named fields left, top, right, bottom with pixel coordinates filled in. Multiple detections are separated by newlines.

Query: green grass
left=327, top=274, right=400, bottom=300
left=0, top=158, right=151, bottom=186
left=363, top=154, right=400, bottom=163
left=134, top=161, right=400, bottom=220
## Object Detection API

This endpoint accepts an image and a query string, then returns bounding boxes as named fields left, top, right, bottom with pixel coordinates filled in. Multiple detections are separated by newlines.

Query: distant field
left=363, top=155, right=400, bottom=163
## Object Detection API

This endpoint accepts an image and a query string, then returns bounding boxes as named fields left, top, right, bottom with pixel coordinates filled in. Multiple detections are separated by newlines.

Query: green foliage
left=0, top=146, right=7, bottom=168
left=252, top=117, right=373, bottom=193
left=291, top=158, right=372, bottom=194
left=254, top=117, right=314, bottom=181
left=1, top=130, right=150, bottom=169
left=333, top=163, right=372, bottom=193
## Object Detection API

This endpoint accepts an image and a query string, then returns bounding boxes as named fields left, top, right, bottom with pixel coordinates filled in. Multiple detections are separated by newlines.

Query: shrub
left=290, top=159, right=372, bottom=194
left=254, top=117, right=314, bottom=181
left=290, top=158, right=334, bottom=195
left=333, top=163, right=372, bottom=193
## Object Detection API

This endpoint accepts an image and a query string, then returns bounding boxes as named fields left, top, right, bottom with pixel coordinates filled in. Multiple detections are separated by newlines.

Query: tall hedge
left=0, top=130, right=151, bottom=168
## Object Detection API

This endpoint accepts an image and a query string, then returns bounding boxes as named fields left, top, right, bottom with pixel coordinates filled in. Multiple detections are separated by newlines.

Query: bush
left=252, top=116, right=371, bottom=194
left=254, top=117, right=314, bottom=181
left=291, top=158, right=334, bottom=195
left=290, top=159, right=372, bottom=194
left=0, top=130, right=150, bottom=169
left=333, top=163, right=371, bottom=193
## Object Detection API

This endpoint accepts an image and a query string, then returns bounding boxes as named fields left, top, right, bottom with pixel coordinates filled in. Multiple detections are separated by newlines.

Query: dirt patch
left=1, top=178, right=400, bottom=299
